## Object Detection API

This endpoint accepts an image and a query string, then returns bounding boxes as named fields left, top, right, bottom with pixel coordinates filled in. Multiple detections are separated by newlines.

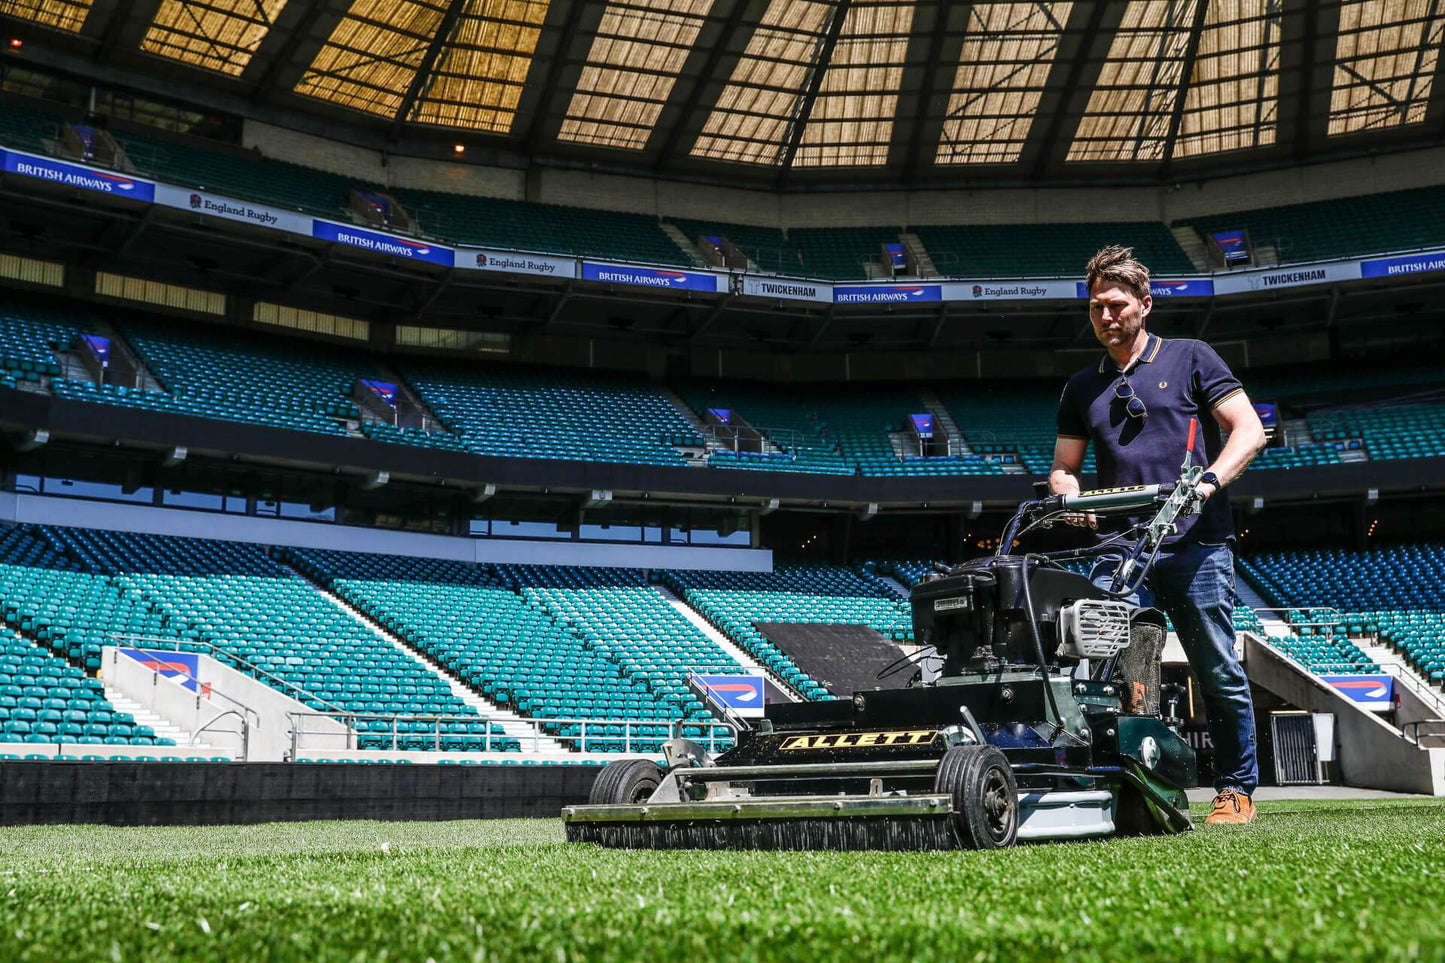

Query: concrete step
left=875, top=574, right=912, bottom=599
left=650, top=584, right=800, bottom=702
left=899, top=232, right=940, bottom=277
left=101, top=685, right=212, bottom=748
left=1232, top=576, right=1292, bottom=637
left=1282, top=418, right=1316, bottom=447
left=660, top=222, right=710, bottom=268
left=1168, top=224, right=1212, bottom=272
left=279, top=560, right=571, bottom=753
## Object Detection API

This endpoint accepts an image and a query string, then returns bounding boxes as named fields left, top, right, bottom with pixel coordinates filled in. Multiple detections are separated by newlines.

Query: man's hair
left=1085, top=245, right=1151, bottom=301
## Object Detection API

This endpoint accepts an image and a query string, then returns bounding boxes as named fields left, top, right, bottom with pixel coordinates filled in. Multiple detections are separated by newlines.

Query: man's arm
left=1050, top=436, right=1096, bottom=528
left=1199, top=392, right=1267, bottom=500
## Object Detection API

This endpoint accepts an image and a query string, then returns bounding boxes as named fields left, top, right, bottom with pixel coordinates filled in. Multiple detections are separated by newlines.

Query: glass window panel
left=409, top=0, right=552, bottom=133
left=1329, top=0, right=1445, bottom=135
left=936, top=2, right=1072, bottom=165
left=141, top=0, right=289, bottom=76
left=558, top=0, right=716, bottom=149
left=1172, top=0, right=1282, bottom=158
left=0, top=0, right=93, bottom=32
left=295, top=0, right=450, bottom=118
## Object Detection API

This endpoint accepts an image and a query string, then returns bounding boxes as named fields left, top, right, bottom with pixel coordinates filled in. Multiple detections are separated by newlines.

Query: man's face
left=1088, top=281, right=1151, bottom=349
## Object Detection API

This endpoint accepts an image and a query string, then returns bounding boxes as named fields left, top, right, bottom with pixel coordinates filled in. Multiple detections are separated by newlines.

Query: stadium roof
left=3, top=0, right=1444, bottom=187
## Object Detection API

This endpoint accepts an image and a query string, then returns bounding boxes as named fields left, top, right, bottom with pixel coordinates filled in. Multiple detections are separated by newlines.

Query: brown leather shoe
left=1205, top=788, right=1257, bottom=825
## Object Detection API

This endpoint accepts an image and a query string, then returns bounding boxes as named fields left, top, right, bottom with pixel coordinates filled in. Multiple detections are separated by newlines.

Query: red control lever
left=1186, top=416, right=1197, bottom=454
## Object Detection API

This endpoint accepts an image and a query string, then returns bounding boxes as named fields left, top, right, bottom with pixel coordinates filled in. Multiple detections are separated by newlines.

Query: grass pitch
left=0, top=799, right=1441, bottom=963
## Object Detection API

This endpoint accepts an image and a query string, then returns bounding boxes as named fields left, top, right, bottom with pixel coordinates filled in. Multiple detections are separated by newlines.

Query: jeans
left=1090, top=540, right=1259, bottom=795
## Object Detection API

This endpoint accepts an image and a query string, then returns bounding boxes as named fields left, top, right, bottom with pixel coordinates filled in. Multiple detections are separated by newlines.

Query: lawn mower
left=565, top=432, right=1208, bottom=851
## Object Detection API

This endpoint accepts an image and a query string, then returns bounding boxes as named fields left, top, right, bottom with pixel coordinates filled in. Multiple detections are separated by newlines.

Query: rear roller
left=587, top=759, right=665, bottom=805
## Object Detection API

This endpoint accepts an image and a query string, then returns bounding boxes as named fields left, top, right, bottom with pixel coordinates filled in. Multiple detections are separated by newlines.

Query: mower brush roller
left=565, top=429, right=1209, bottom=851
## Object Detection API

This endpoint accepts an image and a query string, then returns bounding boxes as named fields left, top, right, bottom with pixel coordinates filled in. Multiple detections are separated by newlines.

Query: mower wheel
left=588, top=759, right=665, bottom=806
left=934, top=745, right=1019, bottom=849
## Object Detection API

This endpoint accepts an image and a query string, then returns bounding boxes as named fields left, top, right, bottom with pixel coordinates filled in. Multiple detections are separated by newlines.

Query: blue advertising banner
left=910, top=413, right=934, bottom=438
left=312, top=220, right=455, bottom=266
left=361, top=379, right=398, bottom=405
left=1075, top=278, right=1214, bottom=299
left=121, top=648, right=201, bottom=693
left=82, top=334, right=110, bottom=367
left=1359, top=251, right=1445, bottom=279
left=2, top=149, right=155, bottom=202
left=1320, top=674, right=1394, bottom=711
left=833, top=284, right=942, bottom=304
left=692, top=673, right=765, bottom=717
left=1211, top=230, right=1250, bottom=264
left=581, top=262, right=723, bottom=292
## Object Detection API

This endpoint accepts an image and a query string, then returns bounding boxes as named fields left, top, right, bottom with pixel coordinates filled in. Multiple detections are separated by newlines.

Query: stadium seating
left=0, top=301, right=79, bottom=384
left=915, top=222, right=1195, bottom=277
left=285, top=550, right=722, bottom=751
left=1249, top=443, right=1343, bottom=470
left=938, top=385, right=1096, bottom=475
left=660, top=564, right=914, bottom=700
left=809, top=391, right=1005, bottom=477
left=1177, top=185, right=1445, bottom=265
left=674, top=383, right=849, bottom=474
left=403, top=362, right=701, bottom=466
left=1309, top=403, right=1445, bottom=462
left=0, top=527, right=173, bottom=746
left=790, top=227, right=910, bottom=280
left=33, top=528, right=516, bottom=751
left=1243, top=544, right=1442, bottom=683
left=667, top=219, right=801, bottom=275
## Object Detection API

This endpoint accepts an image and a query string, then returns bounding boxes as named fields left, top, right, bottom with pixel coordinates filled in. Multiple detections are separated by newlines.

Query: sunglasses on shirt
left=1115, top=376, right=1148, bottom=420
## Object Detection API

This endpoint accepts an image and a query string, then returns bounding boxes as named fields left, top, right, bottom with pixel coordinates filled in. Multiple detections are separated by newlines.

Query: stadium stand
left=1242, top=544, right=1442, bottom=684
left=937, top=385, right=1096, bottom=475
left=1177, top=185, right=1445, bottom=265
left=808, top=391, right=1005, bottom=477
left=0, top=527, right=172, bottom=746
left=0, top=301, right=77, bottom=385
left=28, top=527, right=517, bottom=751
left=674, top=383, right=850, bottom=474
left=660, top=564, right=914, bottom=701
left=285, top=551, right=722, bottom=751
left=667, top=219, right=800, bottom=275
left=404, top=362, right=700, bottom=466
left=915, top=222, right=1195, bottom=277
left=790, top=226, right=910, bottom=279
left=1309, top=403, right=1445, bottom=462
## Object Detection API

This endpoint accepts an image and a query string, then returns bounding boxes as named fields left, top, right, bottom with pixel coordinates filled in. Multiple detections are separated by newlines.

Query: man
left=1051, top=245, right=1267, bottom=825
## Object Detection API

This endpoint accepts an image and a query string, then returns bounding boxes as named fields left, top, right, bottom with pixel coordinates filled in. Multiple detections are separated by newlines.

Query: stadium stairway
left=648, top=582, right=800, bottom=701
left=98, top=682, right=214, bottom=751
left=281, top=559, right=570, bottom=754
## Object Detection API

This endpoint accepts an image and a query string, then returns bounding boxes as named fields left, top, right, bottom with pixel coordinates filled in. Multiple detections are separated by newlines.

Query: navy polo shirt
left=1056, top=334, right=1244, bottom=545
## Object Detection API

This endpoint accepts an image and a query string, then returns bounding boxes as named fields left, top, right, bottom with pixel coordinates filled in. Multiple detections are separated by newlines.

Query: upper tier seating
left=40, top=528, right=515, bottom=750
left=404, top=362, right=700, bottom=467
left=808, top=391, right=1004, bottom=477
left=1242, top=544, right=1443, bottom=684
left=0, top=302, right=79, bottom=384
left=915, top=222, right=1195, bottom=277
left=285, top=551, right=720, bottom=751
left=661, top=564, right=913, bottom=700
left=1177, top=185, right=1445, bottom=265
left=939, top=385, right=1097, bottom=475
left=791, top=227, right=909, bottom=279
left=668, top=219, right=800, bottom=275
left=675, top=383, right=850, bottom=474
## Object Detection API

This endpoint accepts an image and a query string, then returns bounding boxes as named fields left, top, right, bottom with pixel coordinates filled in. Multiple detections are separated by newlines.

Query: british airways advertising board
left=1320, top=674, right=1394, bottom=712
left=1358, top=250, right=1445, bottom=279
left=692, top=673, right=766, bottom=718
left=833, top=284, right=942, bottom=304
left=312, top=219, right=455, bottom=267
left=2, top=148, right=155, bottom=202
left=581, top=262, right=725, bottom=292
left=1078, top=278, right=1214, bottom=298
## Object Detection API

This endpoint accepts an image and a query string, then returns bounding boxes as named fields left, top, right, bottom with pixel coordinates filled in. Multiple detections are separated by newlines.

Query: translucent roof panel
left=690, top=0, right=839, bottom=165
left=557, top=0, right=717, bottom=150
left=294, top=0, right=450, bottom=119
left=1067, top=0, right=1201, bottom=162
left=792, top=2, right=914, bottom=167
left=1329, top=0, right=1445, bottom=135
left=0, top=0, right=93, bottom=32
left=1172, top=0, right=1281, bottom=158
left=935, top=2, right=1073, bottom=165
left=141, top=0, right=290, bottom=77
left=408, top=0, right=552, bottom=132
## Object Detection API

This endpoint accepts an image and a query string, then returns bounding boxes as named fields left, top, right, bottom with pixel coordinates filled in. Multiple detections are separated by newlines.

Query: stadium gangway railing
left=108, top=634, right=353, bottom=720
left=102, top=640, right=261, bottom=759
left=287, top=711, right=736, bottom=759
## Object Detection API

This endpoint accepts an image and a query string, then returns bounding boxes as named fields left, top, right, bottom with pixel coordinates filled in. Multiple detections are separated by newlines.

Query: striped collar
left=1098, top=333, right=1163, bottom=374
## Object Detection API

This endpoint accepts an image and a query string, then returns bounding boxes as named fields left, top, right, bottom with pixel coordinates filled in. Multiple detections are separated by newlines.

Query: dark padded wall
left=0, top=762, right=601, bottom=826
left=754, top=623, right=913, bottom=696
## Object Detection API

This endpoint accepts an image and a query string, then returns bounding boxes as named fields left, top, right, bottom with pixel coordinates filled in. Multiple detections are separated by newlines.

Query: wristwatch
left=1200, top=471, right=1221, bottom=489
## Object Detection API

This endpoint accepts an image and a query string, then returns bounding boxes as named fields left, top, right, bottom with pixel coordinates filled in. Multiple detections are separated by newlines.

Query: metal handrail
left=1252, top=607, right=1347, bottom=629
left=287, top=710, right=736, bottom=759
left=110, top=642, right=263, bottom=730
left=192, top=709, right=249, bottom=760
left=107, top=634, right=351, bottom=717
left=1404, top=720, right=1445, bottom=745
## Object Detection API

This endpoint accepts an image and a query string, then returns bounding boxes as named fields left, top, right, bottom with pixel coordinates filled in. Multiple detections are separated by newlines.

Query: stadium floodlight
left=472, top=483, right=497, bottom=504
left=967, top=500, right=984, bottom=519
left=161, top=446, right=187, bottom=467
left=16, top=428, right=48, bottom=452
left=583, top=490, right=613, bottom=509
left=857, top=503, right=878, bottom=521
left=360, top=470, right=389, bottom=491
left=759, top=498, right=780, bottom=516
